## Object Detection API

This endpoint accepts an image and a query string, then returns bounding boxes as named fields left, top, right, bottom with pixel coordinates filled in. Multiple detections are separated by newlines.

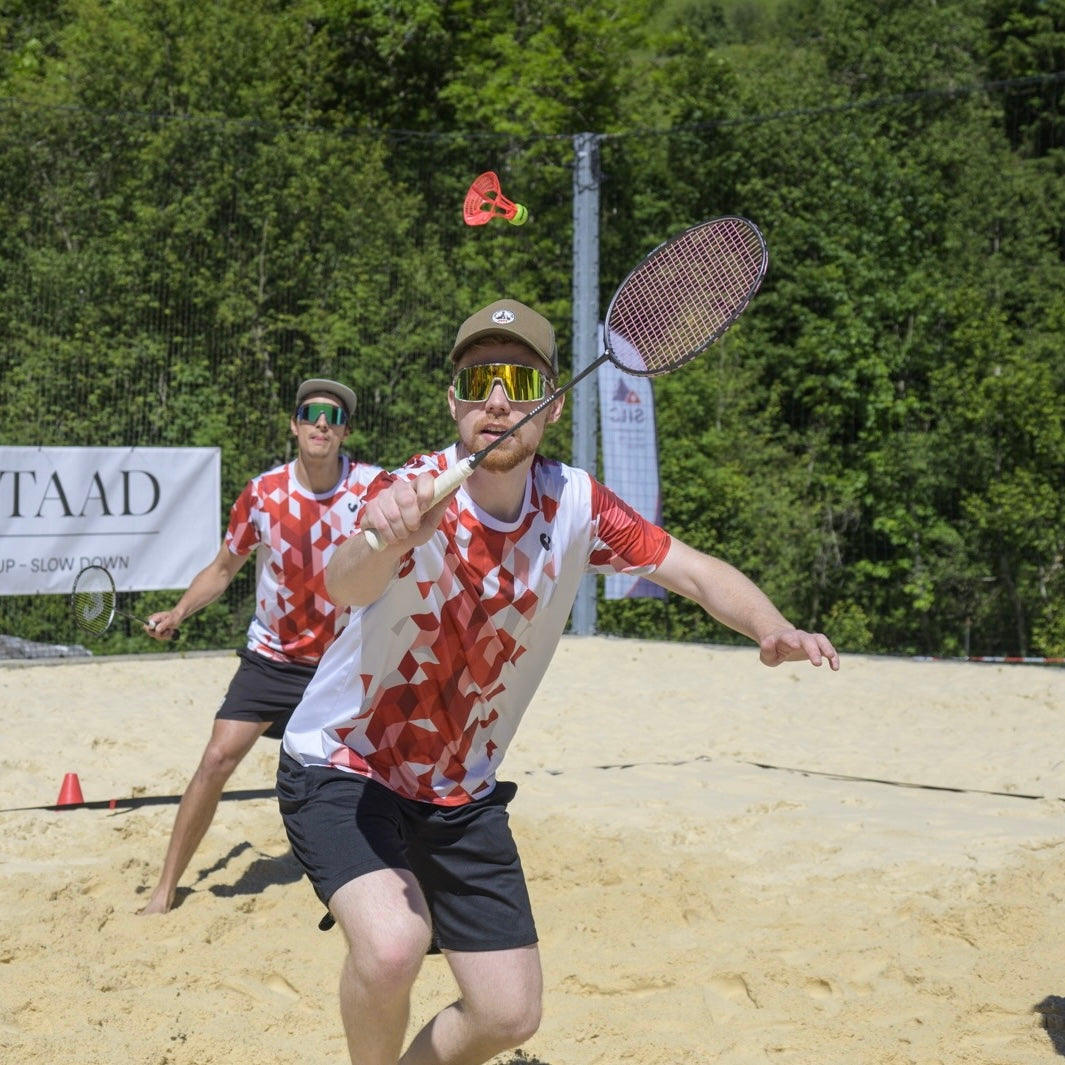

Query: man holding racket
left=137, top=378, right=382, bottom=916
left=276, top=299, right=840, bottom=1065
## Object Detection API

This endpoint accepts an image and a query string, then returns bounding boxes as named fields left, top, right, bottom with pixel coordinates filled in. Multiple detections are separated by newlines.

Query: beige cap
left=295, top=378, right=356, bottom=417
left=448, top=299, right=558, bottom=376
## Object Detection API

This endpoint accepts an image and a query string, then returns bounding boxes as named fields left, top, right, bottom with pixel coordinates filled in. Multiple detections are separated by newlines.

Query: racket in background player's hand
left=363, top=215, right=769, bottom=550
left=70, top=564, right=179, bottom=639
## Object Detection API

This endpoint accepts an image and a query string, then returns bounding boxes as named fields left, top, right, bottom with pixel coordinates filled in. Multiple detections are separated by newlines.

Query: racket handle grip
left=428, top=456, right=477, bottom=503
left=363, top=457, right=476, bottom=552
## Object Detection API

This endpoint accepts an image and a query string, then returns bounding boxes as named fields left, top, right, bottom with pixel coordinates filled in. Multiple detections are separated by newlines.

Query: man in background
left=138, top=378, right=381, bottom=915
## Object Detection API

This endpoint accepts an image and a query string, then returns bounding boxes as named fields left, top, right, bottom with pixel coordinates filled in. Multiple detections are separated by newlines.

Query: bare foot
left=136, top=889, right=175, bottom=916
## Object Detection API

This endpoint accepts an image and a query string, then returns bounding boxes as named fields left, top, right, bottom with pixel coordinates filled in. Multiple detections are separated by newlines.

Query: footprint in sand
left=804, top=976, right=839, bottom=999
left=220, top=972, right=300, bottom=1003
left=264, top=972, right=300, bottom=1000
left=707, top=972, right=756, bottom=1006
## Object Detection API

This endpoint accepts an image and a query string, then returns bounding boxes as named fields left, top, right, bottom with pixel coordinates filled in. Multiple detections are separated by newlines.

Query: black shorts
left=216, top=649, right=317, bottom=740
left=276, top=750, right=538, bottom=952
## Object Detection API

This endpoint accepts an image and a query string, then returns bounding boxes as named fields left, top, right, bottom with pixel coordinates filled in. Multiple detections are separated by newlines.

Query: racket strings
left=72, top=591, right=113, bottom=634
left=71, top=569, right=116, bottom=635
left=606, top=219, right=767, bottom=375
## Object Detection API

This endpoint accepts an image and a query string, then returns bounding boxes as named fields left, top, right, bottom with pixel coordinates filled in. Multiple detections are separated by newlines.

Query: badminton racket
left=364, top=215, right=768, bottom=550
left=70, top=564, right=178, bottom=638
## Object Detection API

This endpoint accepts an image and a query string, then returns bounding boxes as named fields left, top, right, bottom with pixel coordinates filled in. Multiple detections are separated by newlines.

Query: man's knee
left=200, top=720, right=264, bottom=775
left=489, top=994, right=541, bottom=1047
left=464, top=982, right=542, bottom=1049
left=345, top=925, right=431, bottom=998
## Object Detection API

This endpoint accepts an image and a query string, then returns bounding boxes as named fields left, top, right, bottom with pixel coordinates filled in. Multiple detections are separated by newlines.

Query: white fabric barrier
left=0, top=446, right=220, bottom=594
left=596, top=361, right=666, bottom=602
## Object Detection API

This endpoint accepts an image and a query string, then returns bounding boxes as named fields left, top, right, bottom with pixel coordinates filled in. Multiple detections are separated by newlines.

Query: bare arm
left=650, top=537, right=840, bottom=670
left=146, top=542, right=247, bottom=640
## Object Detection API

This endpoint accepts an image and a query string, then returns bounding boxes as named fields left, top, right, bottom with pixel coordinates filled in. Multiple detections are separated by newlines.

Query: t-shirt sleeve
left=587, top=477, right=671, bottom=574
left=223, top=481, right=261, bottom=557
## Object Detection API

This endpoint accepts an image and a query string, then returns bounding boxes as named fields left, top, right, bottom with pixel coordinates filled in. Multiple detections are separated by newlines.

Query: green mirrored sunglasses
left=296, top=402, right=348, bottom=426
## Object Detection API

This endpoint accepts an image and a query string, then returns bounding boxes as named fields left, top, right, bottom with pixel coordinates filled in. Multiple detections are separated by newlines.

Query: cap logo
left=491, top=309, right=516, bottom=325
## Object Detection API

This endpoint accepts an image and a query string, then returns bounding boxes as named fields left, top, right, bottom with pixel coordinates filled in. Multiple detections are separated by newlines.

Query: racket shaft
left=118, top=608, right=159, bottom=631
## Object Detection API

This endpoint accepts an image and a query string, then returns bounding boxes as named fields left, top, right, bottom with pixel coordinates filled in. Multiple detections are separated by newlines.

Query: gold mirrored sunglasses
left=452, top=363, right=550, bottom=402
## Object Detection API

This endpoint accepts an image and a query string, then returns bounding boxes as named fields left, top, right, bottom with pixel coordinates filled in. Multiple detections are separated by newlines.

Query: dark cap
left=448, top=299, right=558, bottom=376
left=295, top=378, right=357, bottom=416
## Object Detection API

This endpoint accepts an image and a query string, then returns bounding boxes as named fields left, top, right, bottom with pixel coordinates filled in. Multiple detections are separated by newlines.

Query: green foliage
left=2, top=0, right=1065, bottom=662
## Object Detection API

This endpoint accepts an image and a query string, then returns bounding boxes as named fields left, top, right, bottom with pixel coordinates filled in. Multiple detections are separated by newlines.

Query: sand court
left=1, top=637, right=1063, bottom=1063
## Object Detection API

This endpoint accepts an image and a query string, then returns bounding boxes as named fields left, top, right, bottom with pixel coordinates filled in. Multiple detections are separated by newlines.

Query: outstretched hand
left=759, top=629, right=840, bottom=671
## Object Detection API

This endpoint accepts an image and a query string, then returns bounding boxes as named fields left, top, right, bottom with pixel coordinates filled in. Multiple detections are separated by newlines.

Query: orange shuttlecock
left=463, top=171, right=528, bottom=226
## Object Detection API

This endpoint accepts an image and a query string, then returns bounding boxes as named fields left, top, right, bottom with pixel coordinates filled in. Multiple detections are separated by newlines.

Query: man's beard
left=468, top=428, right=537, bottom=473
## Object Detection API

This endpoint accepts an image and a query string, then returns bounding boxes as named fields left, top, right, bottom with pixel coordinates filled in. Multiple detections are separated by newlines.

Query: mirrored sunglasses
left=453, top=363, right=550, bottom=403
left=296, top=402, right=348, bottom=426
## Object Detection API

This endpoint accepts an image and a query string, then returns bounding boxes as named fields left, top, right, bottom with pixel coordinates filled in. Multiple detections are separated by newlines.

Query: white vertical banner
left=597, top=333, right=667, bottom=601
left=0, top=447, right=221, bottom=595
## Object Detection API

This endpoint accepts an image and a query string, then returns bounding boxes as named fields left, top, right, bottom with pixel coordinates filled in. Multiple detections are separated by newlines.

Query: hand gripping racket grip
left=362, top=457, right=476, bottom=552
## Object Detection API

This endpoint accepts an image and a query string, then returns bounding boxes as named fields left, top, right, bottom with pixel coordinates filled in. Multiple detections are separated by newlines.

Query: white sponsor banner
left=0, top=447, right=221, bottom=595
left=597, top=352, right=667, bottom=602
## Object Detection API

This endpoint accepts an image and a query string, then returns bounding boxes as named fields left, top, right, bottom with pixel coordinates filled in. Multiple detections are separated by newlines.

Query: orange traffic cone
left=56, top=772, right=84, bottom=807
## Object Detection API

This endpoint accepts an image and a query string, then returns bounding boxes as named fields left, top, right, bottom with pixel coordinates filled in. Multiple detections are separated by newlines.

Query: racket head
left=70, top=564, right=118, bottom=636
left=603, top=216, right=768, bottom=377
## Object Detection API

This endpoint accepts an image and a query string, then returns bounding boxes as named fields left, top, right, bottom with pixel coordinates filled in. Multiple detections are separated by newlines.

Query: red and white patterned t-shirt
left=283, top=445, right=671, bottom=803
left=225, top=456, right=382, bottom=664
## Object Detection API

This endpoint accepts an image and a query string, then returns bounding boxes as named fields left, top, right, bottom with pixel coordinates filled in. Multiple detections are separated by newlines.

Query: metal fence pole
left=570, top=132, right=600, bottom=635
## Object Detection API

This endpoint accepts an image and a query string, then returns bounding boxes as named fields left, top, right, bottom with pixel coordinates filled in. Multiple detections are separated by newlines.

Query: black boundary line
left=5, top=757, right=1063, bottom=815
left=743, top=761, right=1063, bottom=803
left=0, top=786, right=276, bottom=814
left=588, top=754, right=1065, bottom=803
